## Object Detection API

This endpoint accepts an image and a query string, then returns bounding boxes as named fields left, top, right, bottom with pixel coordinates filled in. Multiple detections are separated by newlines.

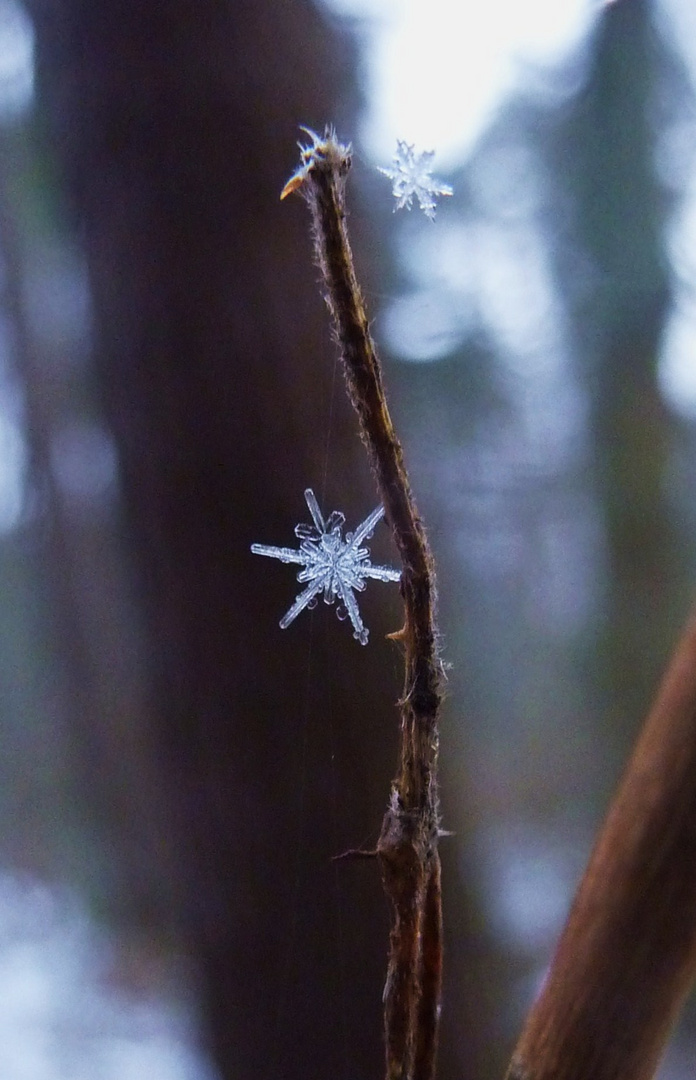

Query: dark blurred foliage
left=0, top=0, right=693, bottom=1078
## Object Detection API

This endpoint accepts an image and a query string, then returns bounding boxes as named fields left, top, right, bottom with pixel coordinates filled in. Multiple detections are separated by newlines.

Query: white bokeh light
left=0, top=873, right=217, bottom=1080
left=323, top=0, right=600, bottom=164
left=656, top=0, right=696, bottom=417
left=660, top=311, right=696, bottom=419
left=0, top=397, right=24, bottom=532
left=659, top=152, right=696, bottom=418
left=0, top=0, right=33, bottom=120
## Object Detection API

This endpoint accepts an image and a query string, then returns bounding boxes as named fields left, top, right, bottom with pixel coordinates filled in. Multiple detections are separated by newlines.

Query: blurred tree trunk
left=552, top=0, right=687, bottom=760
left=29, top=3, right=402, bottom=1078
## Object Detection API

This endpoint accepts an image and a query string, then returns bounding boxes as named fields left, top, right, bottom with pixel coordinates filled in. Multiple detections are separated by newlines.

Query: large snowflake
left=251, top=489, right=401, bottom=645
left=379, top=141, right=453, bottom=220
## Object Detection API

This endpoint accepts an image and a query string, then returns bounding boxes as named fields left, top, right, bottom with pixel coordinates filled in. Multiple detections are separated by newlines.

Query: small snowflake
left=379, top=141, right=453, bottom=220
left=251, top=489, right=401, bottom=645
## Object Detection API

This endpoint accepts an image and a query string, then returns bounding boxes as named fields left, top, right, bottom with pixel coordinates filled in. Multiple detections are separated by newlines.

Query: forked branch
left=283, top=128, right=443, bottom=1080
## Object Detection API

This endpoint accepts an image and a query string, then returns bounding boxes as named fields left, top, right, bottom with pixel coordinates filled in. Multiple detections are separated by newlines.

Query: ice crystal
left=379, top=141, right=453, bottom=220
left=251, top=489, right=401, bottom=645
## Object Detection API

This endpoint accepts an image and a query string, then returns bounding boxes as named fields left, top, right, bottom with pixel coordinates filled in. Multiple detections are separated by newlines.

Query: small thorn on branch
left=332, top=848, right=379, bottom=862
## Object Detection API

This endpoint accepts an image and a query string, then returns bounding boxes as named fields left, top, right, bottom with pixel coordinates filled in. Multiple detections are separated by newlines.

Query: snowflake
left=251, top=489, right=401, bottom=645
left=379, top=141, right=453, bottom=220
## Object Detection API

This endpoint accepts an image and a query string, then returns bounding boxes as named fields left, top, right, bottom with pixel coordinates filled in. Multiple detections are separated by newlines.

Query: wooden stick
left=284, top=127, right=443, bottom=1080
left=507, top=608, right=696, bottom=1080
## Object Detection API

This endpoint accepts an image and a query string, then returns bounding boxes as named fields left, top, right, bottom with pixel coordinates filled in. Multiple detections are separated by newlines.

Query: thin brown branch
left=414, top=854, right=443, bottom=1080
left=506, top=606, right=696, bottom=1080
left=283, top=128, right=443, bottom=1080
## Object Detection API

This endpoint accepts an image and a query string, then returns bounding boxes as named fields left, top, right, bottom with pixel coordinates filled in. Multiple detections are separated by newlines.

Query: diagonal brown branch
left=283, top=128, right=443, bottom=1080
left=506, top=607, right=696, bottom=1080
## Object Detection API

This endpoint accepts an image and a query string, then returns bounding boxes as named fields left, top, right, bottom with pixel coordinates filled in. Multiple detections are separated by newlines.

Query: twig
left=506, top=607, right=696, bottom=1080
left=283, top=128, right=443, bottom=1080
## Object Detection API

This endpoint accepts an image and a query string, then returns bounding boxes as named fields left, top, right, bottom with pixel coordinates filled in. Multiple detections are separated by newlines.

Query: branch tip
left=280, top=124, right=351, bottom=201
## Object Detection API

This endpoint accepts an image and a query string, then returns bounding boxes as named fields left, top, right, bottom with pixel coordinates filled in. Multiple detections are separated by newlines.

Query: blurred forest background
left=0, top=0, right=694, bottom=1077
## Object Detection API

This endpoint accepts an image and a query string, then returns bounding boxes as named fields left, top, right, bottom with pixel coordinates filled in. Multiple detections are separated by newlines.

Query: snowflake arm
left=345, top=503, right=386, bottom=551
left=379, top=141, right=453, bottom=221
left=279, top=571, right=330, bottom=629
left=251, top=488, right=401, bottom=644
left=358, top=562, right=402, bottom=584
left=250, top=543, right=306, bottom=565
left=335, top=572, right=369, bottom=646
left=303, top=487, right=326, bottom=533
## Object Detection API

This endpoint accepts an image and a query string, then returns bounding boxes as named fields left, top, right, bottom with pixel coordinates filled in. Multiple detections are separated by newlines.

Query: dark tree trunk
left=29, top=4, right=401, bottom=1078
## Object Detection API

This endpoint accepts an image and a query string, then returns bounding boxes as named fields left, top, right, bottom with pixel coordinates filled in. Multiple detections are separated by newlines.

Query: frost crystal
left=379, top=141, right=453, bottom=220
left=251, top=489, right=401, bottom=645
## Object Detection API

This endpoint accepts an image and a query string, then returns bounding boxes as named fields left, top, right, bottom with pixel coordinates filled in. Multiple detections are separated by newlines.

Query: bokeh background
left=0, top=0, right=695, bottom=1077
